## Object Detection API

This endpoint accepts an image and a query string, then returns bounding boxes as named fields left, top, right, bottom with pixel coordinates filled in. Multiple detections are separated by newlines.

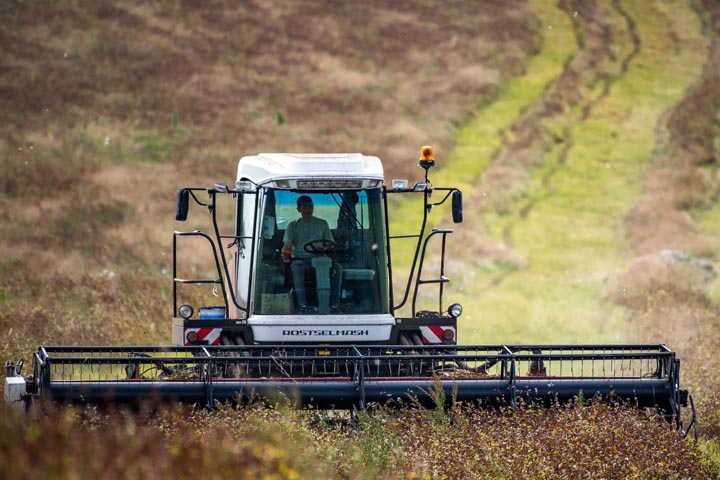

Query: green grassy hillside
left=1, top=0, right=720, bottom=477
left=435, top=0, right=720, bottom=459
left=449, top=0, right=713, bottom=341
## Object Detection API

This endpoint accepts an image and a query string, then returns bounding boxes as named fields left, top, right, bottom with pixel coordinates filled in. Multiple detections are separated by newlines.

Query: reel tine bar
left=31, top=344, right=683, bottom=421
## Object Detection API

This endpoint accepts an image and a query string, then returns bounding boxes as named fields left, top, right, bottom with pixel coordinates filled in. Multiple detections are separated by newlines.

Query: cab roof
left=236, top=153, right=384, bottom=186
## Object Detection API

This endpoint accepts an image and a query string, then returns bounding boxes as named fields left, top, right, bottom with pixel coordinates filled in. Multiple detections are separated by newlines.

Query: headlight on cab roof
left=272, top=179, right=379, bottom=189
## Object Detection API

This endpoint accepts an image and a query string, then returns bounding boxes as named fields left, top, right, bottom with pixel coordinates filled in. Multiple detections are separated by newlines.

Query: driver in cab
left=281, top=195, right=342, bottom=313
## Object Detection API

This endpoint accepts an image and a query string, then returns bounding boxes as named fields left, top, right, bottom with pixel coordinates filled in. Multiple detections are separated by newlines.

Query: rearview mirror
left=452, top=190, right=463, bottom=224
left=175, top=188, right=189, bottom=221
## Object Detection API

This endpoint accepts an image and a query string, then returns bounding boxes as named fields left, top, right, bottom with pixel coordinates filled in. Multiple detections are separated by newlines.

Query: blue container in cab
left=199, top=306, right=226, bottom=320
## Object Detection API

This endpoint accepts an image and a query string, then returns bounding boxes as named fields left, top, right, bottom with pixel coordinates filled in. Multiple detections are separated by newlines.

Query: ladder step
left=417, top=276, right=449, bottom=285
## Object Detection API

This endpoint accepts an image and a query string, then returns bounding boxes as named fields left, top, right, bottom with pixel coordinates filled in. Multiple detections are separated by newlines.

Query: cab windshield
left=253, top=189, right=389, bottom=315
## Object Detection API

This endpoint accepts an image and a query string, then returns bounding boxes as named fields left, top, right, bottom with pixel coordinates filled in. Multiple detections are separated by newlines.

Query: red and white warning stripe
left=419, top=326, right=456, bottom=344
left=184, top=327, right=222, bottom=345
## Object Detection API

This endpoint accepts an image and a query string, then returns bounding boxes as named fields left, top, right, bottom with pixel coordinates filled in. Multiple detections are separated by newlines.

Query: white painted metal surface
left=4, top=376, right=26, bottom=414
left=237, top=153, right=384, bottom=186
left=249, top=313, right=394, bottom=342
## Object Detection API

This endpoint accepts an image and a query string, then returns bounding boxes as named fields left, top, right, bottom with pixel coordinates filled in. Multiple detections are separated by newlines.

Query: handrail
left=173, top=230, right=228, bottom=315
left=412, top=228, right=453, bottom=316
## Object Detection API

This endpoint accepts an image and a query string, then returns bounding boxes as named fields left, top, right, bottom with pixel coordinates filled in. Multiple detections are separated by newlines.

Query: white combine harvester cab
left=171, top=147, right=464, bottom=347
left=234, top=153, right=392, bottom=343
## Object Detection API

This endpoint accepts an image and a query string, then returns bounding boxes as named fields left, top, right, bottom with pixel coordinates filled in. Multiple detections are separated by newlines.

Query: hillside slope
left=443, top=0, right=720, bottom=439
left=0, top=0, right=537, bottom=351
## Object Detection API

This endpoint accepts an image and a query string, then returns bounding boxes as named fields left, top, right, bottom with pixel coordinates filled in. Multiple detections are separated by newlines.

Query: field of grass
left=2, top=0, right=720, bottom=478
left=1, top=400, right=717, bottom=479
left=443, top=0, right=709, bottom=344
left=395, top=0, right=720, bottom=472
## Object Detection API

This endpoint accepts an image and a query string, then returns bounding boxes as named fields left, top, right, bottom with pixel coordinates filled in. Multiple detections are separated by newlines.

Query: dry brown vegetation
left=0, top=0, right=537, bottom=351
left=1, top=401, right=716, bottom=480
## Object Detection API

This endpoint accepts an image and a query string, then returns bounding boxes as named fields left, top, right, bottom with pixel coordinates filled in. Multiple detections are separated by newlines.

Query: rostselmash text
left=282, top=330, right=370, bottom=336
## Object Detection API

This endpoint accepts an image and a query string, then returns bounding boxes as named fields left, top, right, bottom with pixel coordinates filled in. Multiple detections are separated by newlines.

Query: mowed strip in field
left=437, top=0, right=711, bottom=344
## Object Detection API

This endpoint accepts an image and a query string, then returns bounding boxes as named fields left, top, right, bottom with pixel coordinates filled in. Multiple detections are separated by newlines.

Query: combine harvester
left=4, top=147, right=695, bottom=431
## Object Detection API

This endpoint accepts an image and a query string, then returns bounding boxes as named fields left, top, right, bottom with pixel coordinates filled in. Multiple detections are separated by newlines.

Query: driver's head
left=297, top=195, right=313, bottom=209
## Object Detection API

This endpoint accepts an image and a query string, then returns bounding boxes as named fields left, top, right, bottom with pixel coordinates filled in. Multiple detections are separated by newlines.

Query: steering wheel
left=303, top=239, right=336, bottom=255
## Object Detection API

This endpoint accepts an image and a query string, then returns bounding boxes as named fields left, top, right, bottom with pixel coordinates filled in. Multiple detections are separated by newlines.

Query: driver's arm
left=281, top=222, right=295, bottom=263
left=281, top=240, right=292, bottom=263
